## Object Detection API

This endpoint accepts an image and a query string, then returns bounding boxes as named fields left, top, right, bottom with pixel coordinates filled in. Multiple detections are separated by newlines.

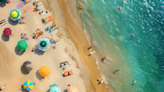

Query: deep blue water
left=77, top=0, right=164, bottom=92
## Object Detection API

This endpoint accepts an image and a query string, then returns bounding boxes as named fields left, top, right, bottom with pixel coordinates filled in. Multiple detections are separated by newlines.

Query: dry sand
left=0, top=0, right=87, bottom=92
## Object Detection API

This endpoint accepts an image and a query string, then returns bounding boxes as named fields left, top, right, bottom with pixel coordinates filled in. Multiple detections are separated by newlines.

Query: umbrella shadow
left=1, top=34, right=9, bottom=41
left=20, top=85, right=28, bottom=92
left=64, top=89, right=68, bottom=92
left=15, top=46, right=23, bottom=55
left=46, top=89, right=50, bottom=92
left=21, top=62, right=30, bottom=75
left=36, top=70, right=44, bottom=80
left=8, top=17, right=18, bottom=25
left=0, top=3, right=6, bottom=7
left=37, top=51, right=45, bottom=55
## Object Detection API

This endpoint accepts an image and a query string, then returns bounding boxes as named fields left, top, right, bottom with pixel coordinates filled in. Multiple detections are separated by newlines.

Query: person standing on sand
left=115, top=69, right=119, bottom=72
left=88, top=51, right=96, bottom=56
left=88, top=44, right=94, bottom=50
left=102, top=56, right=107, bottom=63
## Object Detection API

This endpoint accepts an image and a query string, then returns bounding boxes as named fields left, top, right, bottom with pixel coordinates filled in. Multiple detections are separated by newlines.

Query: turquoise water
left=77, top=0, right=164, bottom=92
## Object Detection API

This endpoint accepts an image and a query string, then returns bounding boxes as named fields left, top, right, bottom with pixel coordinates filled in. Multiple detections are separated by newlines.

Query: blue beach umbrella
left=10, top=9, right=21, bottom=21
left=23, top=79, right=34, bottom=91
left=38, top=38, right=50, bottom=51
left=49, top=84, right=61, bottom=92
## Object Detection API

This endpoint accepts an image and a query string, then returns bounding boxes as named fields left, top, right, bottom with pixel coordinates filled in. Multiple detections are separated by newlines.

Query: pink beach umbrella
left=67, top=86, right=79, bottom=92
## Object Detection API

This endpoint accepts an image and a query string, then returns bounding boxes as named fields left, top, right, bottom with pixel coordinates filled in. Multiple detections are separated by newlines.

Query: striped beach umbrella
left=3, top=28, right=12, bottom=37
left=23, top=79, right=34, bottom=91
left=10, top=9, right=21, bottom=21
left=17, top=40, right=28, bottom=51
left=49, top=84, right=61, bottom=92
left=38, top=38, right=50, bottom=51
left=67, top=86, right=79, bottom=92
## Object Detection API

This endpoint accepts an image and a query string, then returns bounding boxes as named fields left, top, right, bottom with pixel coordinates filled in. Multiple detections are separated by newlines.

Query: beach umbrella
left=38, top=38, right=50, bottom=51
left=23, top=61, right=33, bottom=72
left=17, top=40, right=28, bottom=51
left=10, top=9, right=21, bottom=21
left=39, top=66, right=50, bottom=77
left=67, top=86, right=79, bottom=92
left=3, top=28, right=12, bottom=37
left=23, top=79, right=34, bottom=91
left=49, top=84, right=61, bottom=92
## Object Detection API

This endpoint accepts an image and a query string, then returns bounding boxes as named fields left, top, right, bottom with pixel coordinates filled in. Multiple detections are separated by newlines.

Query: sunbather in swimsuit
left=33, top=1, right=40, bottom=5
left=36, top=2, right=42, bottom=7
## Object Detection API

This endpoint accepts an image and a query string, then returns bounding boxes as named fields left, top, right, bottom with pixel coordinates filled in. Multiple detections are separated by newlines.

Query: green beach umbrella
left=38, top=38, right=50, bottom=51
left=17, top=40, right=28, bottom=51
left=49, top=84, right=61, bottom=92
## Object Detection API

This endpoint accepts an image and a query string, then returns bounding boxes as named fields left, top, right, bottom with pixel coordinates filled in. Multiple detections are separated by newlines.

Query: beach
left=0, top=0, right=110, bottom=92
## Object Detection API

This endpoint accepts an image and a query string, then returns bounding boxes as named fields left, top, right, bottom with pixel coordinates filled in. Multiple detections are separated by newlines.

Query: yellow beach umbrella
left=11, top=11, right=18, bottom=18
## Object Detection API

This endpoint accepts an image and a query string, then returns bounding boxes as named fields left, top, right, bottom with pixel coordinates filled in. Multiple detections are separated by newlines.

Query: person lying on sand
left=33, top=8, right=39, bottom=12
left=0, top=20, right=6, bottom=25
left=54, top=38, right=61, bottom=43
left=19, top=16, right=25, bottom=20
left=19, top=21, right=25, bottom=24
left=36, top=2, right=43, bottom=8
left=50, top=27, right=59, bottom=32
left=88, top=51, right=96, bottom=56
left=39, top=10, right=48, bottom=15
left=33, top=1, right=40, bottom=5
left=21, top=37, right=29, bottom=39
left=46, top=36, right=51, bottom=39
left=0, top=84, right=7, bottom=91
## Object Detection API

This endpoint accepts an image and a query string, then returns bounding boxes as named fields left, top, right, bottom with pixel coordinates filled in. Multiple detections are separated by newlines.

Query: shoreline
left=42, top=0, right=114, bottom=91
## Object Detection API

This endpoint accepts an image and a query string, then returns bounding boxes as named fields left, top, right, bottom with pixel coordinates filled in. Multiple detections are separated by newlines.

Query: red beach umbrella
left=3, top=28, right=12, bottom=37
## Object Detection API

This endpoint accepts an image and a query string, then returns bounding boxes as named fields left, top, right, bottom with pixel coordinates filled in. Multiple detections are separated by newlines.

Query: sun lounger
left=63, top=70, right=73, bottom=77
left=21, top=37, right=29, bottom=41
left=0, top=19, right=7, bottom=27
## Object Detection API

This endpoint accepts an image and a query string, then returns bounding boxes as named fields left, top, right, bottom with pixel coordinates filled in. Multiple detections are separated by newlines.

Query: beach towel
left=47, top=15, right=54, bottom=22
left=50, top=39, right=55, bottom=44
left=8, top=0, right=13, bottom=3
left=17, top=3, right=24, bottom=9
left=34, top=48, right=41, bottom=54
left=36, top=4, right=43, bottom=9
left=23, top=5, right=31, bottom=12
left=21, top=37, right=29, bottom=41
left=40, top=11, right=48, bottom=16
left=45, top=24, right=52, bottom=31
left=0, top=19, right=7, bottom=27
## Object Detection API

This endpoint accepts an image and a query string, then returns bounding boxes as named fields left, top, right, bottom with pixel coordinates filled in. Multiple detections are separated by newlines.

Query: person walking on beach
left=88, top=44, right=94, bottom=50
left=88, top=51, right=96, bottom=56
left=102, top=56, right=107, bottom=63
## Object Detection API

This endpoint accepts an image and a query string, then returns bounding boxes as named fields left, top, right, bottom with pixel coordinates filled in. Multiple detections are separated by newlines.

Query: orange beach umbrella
left=39, top=66, right=50, bottom=77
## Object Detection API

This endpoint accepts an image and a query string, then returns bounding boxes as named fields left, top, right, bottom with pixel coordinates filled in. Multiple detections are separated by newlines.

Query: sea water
left=75, top=0, right=164, bottom=92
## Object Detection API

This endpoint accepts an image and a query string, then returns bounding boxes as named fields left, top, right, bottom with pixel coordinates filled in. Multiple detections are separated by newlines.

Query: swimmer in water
left=133, top=81, right=136, bottom=85
left=102, top=56, right=107, bottom=63
left=132, top=34, right=135, bottom=37
left=118, top=6, right=122, bottom=11
left=79, top=3, right=83, bottom=9
left=122, top=0, right=125, bottom=3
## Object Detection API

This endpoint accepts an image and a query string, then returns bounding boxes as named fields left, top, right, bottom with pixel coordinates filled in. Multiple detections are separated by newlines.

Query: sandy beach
left=0, top=0, right=112, bottom=92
